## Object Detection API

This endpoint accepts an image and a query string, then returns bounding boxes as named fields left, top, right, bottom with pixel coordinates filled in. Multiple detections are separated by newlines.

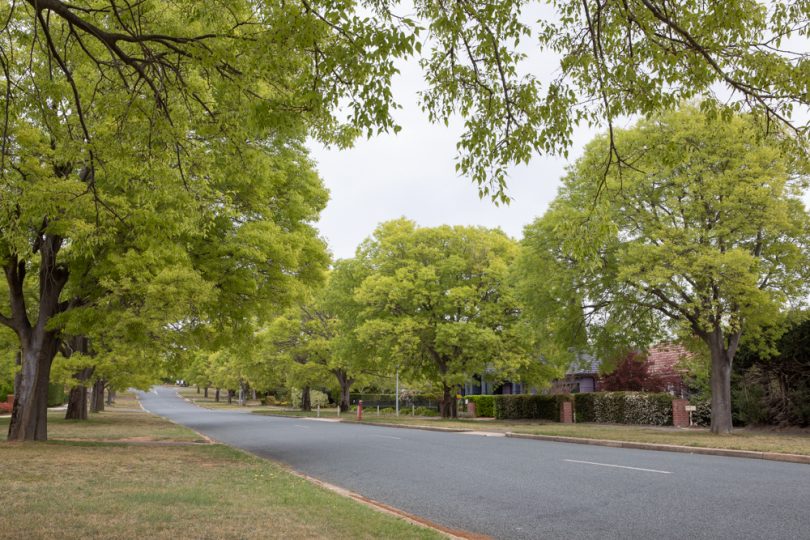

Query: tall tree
left=3, top=1, right=806, bottom=202
left=354, top=220, right=531, bottom=418
left=517, top=107, right=809, bottom=433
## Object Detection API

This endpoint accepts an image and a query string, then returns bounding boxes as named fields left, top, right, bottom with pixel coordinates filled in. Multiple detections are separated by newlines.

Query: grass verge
left=0, top=394, right=442, bottom=539
left=254, top=410, right=810, bottom=456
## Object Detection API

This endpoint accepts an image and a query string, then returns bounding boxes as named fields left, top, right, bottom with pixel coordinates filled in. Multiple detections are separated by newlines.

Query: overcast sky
left=309, top=51, right=603, bottom=261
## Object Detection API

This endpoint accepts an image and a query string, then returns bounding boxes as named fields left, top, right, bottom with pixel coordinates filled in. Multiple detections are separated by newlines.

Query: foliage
left=353, top=219, right=532, bottom=417
left=732, top=314, right=810, bottom=426
left=600, top=352, right=665, bottom=392
left=466, top=395, right=495, bottom=418
left=574, top=392, right=673, bottom=425
left=516, top=107, right=810, bottom=433
left=412, top=406, right=440, bottom=417
left=290, top=388, right=331, bottom=408
left=494, top=394, right=571, bottom=420
left=46, top=383, right=66, bottom=407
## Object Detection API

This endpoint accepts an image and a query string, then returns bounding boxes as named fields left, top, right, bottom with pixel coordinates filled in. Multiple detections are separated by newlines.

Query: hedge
left=493, top=394, right=572, bottom=420
left=47, top=383, right=65, bottom=407
left=466, top=395, right=495, bottom=417
left=574, top=392, right=673, bottom=425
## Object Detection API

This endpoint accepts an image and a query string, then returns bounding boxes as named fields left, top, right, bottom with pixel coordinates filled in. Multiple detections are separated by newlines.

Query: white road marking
left=152, top=389, right=158, bottom=395
left=293, top=424, right=311, bottom=429
left=371, top=434, right=401, bottom=440
left=564, top=459, right=672, bottom=474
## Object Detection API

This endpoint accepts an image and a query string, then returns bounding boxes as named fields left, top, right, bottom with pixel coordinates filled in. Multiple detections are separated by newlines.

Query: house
left=645, top=343, right=689, bottom=396
left=549, top=353, right=601, bottom=394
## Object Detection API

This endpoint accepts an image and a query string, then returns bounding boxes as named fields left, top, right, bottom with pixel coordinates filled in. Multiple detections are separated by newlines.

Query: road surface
left=139, top=387, right=809, bottom=539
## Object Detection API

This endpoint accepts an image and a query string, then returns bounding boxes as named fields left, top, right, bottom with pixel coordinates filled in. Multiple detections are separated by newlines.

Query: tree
left=517, top=107, right=809, bottom=433
left=599, top=352, right=665, bottom=392
left=353, top=219, right=530, bottom=418
left=1, top=60, right=328, bottom=441
left=3, top=1, right=807, bottom=202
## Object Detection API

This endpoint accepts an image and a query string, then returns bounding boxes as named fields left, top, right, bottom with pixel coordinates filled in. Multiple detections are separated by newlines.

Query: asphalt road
left=139, top=387, right=809, bottom=539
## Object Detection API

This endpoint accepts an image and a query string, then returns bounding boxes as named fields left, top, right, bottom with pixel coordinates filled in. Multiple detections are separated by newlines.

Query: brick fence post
left=672, top=399, right=689, bottom=427
left=560, top=401, right=573, bottom=423
left=467, top=401, right=476, bottom=418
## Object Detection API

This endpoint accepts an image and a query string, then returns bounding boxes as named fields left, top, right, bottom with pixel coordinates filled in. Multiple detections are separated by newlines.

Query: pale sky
left=309, top=47, right=601, bottom=261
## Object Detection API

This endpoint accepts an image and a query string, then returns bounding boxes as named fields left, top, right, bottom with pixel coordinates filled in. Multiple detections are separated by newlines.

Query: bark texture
left=65, top=366, right=94, bottom=420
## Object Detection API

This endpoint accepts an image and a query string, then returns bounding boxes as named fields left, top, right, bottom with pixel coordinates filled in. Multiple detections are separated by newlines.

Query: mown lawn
left=0, top=395, right=442, bottom=539
left=351, top=416, right=810, bottom=456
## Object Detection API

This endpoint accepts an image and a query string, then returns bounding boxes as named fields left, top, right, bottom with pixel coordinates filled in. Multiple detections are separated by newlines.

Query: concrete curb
left=503, top=432, right=810, bottom=464
left=339, top=419, right=472, bottom=433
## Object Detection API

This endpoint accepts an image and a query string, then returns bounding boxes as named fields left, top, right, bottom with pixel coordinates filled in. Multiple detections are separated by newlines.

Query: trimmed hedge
left=574, top=392, right=673, bottom=425
left=493, top=394, right=572, bottom=420
left=466, top=395, right=495, bottom=417
left=47, top=383, right=65, bottom=407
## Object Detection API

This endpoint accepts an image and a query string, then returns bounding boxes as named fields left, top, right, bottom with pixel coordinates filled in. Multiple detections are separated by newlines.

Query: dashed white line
left=564, top=459, right=672, bottom=474
left=293, top=424, right=311, bottom=429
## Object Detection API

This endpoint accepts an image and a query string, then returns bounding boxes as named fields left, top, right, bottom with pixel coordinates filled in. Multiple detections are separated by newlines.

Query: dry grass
left=175, top=386, right=268, bottom=410
left=0, top=394, right=441, bottom=540
left=351, top=416, right=810, bottom=456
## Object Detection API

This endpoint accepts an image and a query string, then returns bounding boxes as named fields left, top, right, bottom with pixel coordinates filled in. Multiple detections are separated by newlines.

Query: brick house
left=645, top=343, right=689, bottom=396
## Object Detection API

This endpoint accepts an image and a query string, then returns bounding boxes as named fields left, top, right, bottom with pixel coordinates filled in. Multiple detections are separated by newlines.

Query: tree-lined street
left=140, top=387, right=809, bottom=540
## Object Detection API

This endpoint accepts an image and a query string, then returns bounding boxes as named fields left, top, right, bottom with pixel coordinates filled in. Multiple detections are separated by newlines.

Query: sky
left=309, top=52, right=601, bottom=261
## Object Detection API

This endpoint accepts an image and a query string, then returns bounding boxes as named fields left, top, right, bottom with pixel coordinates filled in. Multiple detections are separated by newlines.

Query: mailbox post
left=684, top=404, right=697, bottom=426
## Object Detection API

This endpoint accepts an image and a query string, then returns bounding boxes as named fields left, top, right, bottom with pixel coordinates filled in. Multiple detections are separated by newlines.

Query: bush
left=47, top=383, right=65, bottom=407
left=466, top=395, right=495, bottom=417
left=413, top=406, right=439, bottom=417
left=290, top=388, right=331, bottom=408
left=691, top=399, right=712, bottom=427
left=574, top=393, right=595, bottom=423
left=493, top=394, right=571, bottom=420
left=575, top=392, right=673, bottom=425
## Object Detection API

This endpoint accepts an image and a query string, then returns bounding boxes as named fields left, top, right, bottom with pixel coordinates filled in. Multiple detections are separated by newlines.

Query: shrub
left=493, top=394, right=571, bottom=420
left=47, top=383, right=65, bottom=407
left=574, top=393, right=596, bottom=422
left=575, top=392, right=673, bottom=425
left=466, top=395, right=495, bottom=417
left=691, top=399, right=712, bottom=427
left=413, top=406, right=439, bottom=417
left=290, top=388, right=331, bottom=408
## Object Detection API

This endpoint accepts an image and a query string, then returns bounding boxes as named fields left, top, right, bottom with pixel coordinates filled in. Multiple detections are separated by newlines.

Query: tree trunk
left=65, top=384, right=89, bottom=420
left=439, top=383, right=457, bottom=419
left=204, top=386, right=209, bottom=398
left=106, top=388, right=115, bottom=406
left=238, top=381, right=246, bottom=406
left=215, top=388, right=220, bottom=402
left=5, top=234, right=72, bottom=441
left=707, top=332, right=735, bottom=434
left=8, top=336, right=60, bottom=441
left=334, top=370, right=353, bottom=413
left=90, top=379, right=105, bottom=413
left=227, top=389, right=233, bottom=404
left=196, top=385, right=200, bottom=394
left=300, top=386, right=311, bottom=411
left=65, top=366, right=94, bottom=420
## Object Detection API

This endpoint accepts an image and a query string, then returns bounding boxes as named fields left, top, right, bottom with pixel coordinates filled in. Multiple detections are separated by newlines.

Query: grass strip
left=0, top=395, right=442, bottom=539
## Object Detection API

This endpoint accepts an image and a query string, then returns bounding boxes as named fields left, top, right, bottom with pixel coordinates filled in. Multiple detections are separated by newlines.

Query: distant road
left=139, top=387, right=809, bottom=539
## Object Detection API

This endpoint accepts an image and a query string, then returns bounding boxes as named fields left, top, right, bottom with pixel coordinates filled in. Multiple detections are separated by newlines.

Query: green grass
left=346, top=416, right=810, bottom=456
left=0, top=393, right=443, bottom=539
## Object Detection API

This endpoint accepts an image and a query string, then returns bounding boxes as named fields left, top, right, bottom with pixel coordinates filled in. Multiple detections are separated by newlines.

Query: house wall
left=647, top=343, right=689, bottom=395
